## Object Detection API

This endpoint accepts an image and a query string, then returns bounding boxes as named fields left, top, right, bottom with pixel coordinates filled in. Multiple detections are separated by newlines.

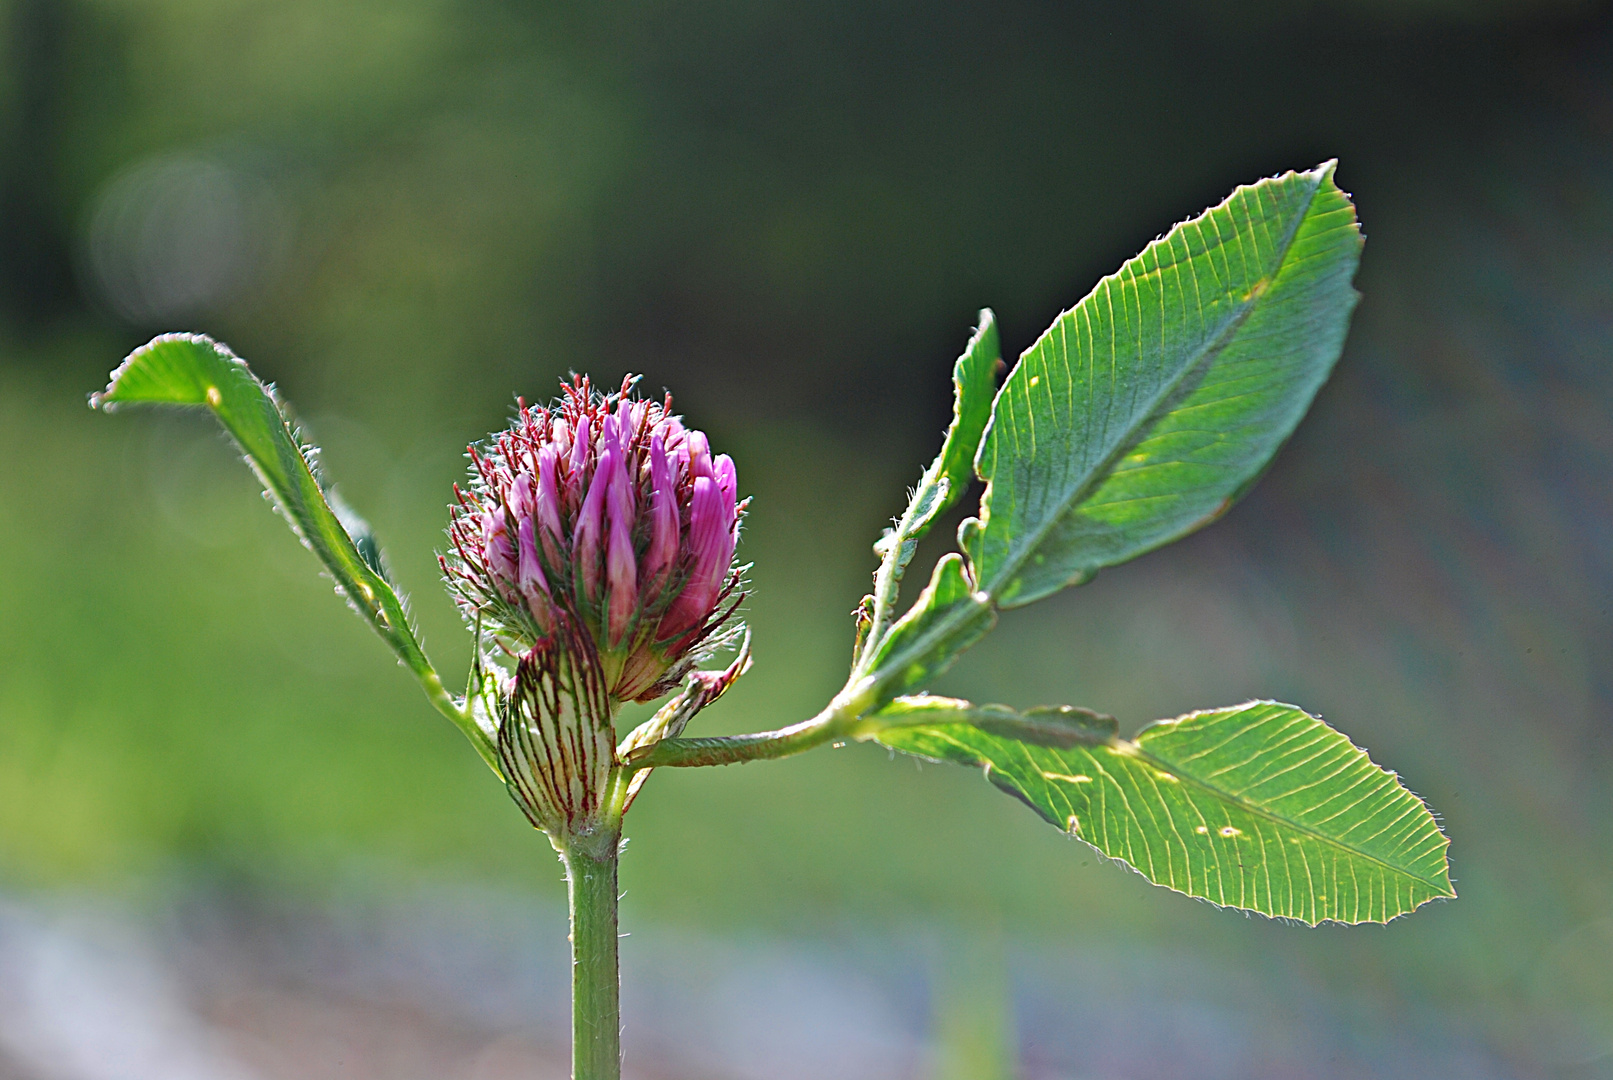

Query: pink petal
left=686, top=430, right=713, bottom=482
left=573, top=445, right=612, bottom=603
left=713, top=454, right=736, bottom=508
left=517, top=517, right=553, bottom=631
left=482, top=510, right=517, bottom=582
left=508, top=471, right=536, bottom=521
left=570, top=414, right=592, bottom=486
left=535, top=447, right=565, bottom=563
left=658, top=475, right=732, bottom=640
left=606, top=512, right=637, bottom=647
left=641, top=434, right=680, bottom=597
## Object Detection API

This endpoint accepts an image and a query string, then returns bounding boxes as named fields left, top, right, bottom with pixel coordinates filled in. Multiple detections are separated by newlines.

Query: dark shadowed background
left=1, top=1, right=1611, bottom=1077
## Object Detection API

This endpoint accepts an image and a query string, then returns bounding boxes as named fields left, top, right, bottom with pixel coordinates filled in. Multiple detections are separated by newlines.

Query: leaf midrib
left=979, top=174, right=1324, bottom=602
left=906, top=719, right=1449, bottom=896
left=1118, top=737, right=1450, bottom=894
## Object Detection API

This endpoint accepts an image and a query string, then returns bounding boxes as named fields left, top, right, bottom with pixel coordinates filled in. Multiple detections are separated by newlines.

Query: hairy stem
left=859, top=528, right=914, bottom=668
left=624, top=685, right=878, bottom=769
left=560, top=827, right=621, bottom=1080
left=627, top=584, right=994, bottom=774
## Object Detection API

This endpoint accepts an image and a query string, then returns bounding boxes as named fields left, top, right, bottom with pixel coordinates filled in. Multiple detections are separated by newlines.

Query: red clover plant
left=92, top=162, right=1454, bottom=1080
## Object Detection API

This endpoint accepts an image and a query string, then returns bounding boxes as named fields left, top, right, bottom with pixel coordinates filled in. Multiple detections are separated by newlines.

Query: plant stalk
left=561, top=828, right=622, bottom=1080
left=624, top=683, right=879, bottom=770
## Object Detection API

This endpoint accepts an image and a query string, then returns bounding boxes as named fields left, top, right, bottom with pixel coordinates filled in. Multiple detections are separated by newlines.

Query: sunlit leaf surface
left=967, top=162, right=1363, bottom=608
left=880, top=700, right=1452, bottom=924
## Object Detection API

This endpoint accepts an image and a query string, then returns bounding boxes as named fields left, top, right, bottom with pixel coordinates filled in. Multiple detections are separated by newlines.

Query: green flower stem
left=628, top=576, right=999, bottom=774
left=624, top=685, right=879, bottom=770
left=560, top=826, right=622, bottom=1080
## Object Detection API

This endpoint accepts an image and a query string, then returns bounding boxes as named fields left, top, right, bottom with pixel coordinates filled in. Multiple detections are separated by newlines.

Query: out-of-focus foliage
left=1, top=0, right=1612, bottom=1070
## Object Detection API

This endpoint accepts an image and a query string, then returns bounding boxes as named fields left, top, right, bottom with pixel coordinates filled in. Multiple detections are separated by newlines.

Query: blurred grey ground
left=0, top=887, right=1516, bottom=1080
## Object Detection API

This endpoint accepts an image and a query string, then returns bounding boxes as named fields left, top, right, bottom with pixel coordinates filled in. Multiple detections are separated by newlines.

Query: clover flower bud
left=445, top=375, right=746, bottom=705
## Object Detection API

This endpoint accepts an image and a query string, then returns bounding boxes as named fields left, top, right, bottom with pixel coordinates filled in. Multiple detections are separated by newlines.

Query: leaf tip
left=91, top=331, right=238, bottom=411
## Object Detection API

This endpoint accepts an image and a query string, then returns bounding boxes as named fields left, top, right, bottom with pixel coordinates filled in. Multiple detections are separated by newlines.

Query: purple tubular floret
left=642, top=434, right=679, bottom=597
left=659, top=475, right=732, bottom=640
left=570, top=414, right=592, bottom=486
left=713, top=454, right=737, bottom=515
left=483, top=510, right=517, bottom=583
left=508, top=471, right=535, bottom=521
left=535, top=447, right=564, bottom=562
left=516, top=517, right=553, bottom=631
left=574, top=445, right=612, bottom=602
left=686, top=430, right=713, bottom=483
left=605, top=460, right=638, bottom=646
left=612, top=399, right=635, bottom=456
left=668, top=443, right=690, bottom=489
left=697, top=472, right=737, bottom=592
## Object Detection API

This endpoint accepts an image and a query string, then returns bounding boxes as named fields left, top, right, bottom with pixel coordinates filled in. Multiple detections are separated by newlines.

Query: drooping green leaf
left=859, top=311, right=1000, bottom=666
left=859, top=554, right=995, bottom=704
left=91, top=334, right=496, bottom=769
left=92, top=334, right=407, bottom=643
left=967, top=162, right=1362, bottom=608
left=879, top=699, right=1452, bottom=925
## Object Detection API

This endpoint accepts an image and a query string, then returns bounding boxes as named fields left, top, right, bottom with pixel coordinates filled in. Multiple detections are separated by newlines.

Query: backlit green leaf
left=91, top=334, right=496, bottom=769
left=93, top=334, right=405, bottom=639
left=878, top=699, right=1452, bottom=924
left=967, top=162, right=1362, bottom=608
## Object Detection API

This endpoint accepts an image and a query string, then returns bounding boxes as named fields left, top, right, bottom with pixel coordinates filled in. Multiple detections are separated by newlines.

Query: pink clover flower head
left=446, top=374, right=746, bottom=702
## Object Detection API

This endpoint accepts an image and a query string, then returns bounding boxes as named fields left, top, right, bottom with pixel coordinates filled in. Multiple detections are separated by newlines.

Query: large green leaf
left=91, top=334, right=496, bottom=769
left=878, top=699, right=1452, bottom=924
left=966, top=162, right=1362, bottom=608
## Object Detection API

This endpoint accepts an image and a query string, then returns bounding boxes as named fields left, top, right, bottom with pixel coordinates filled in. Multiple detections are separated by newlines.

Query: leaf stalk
left=624, top=682, right=880, bottom=769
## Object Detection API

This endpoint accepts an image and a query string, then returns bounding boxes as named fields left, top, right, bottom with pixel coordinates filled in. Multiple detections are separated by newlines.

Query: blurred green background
left=2, top=0, right=1612, bottom=1075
